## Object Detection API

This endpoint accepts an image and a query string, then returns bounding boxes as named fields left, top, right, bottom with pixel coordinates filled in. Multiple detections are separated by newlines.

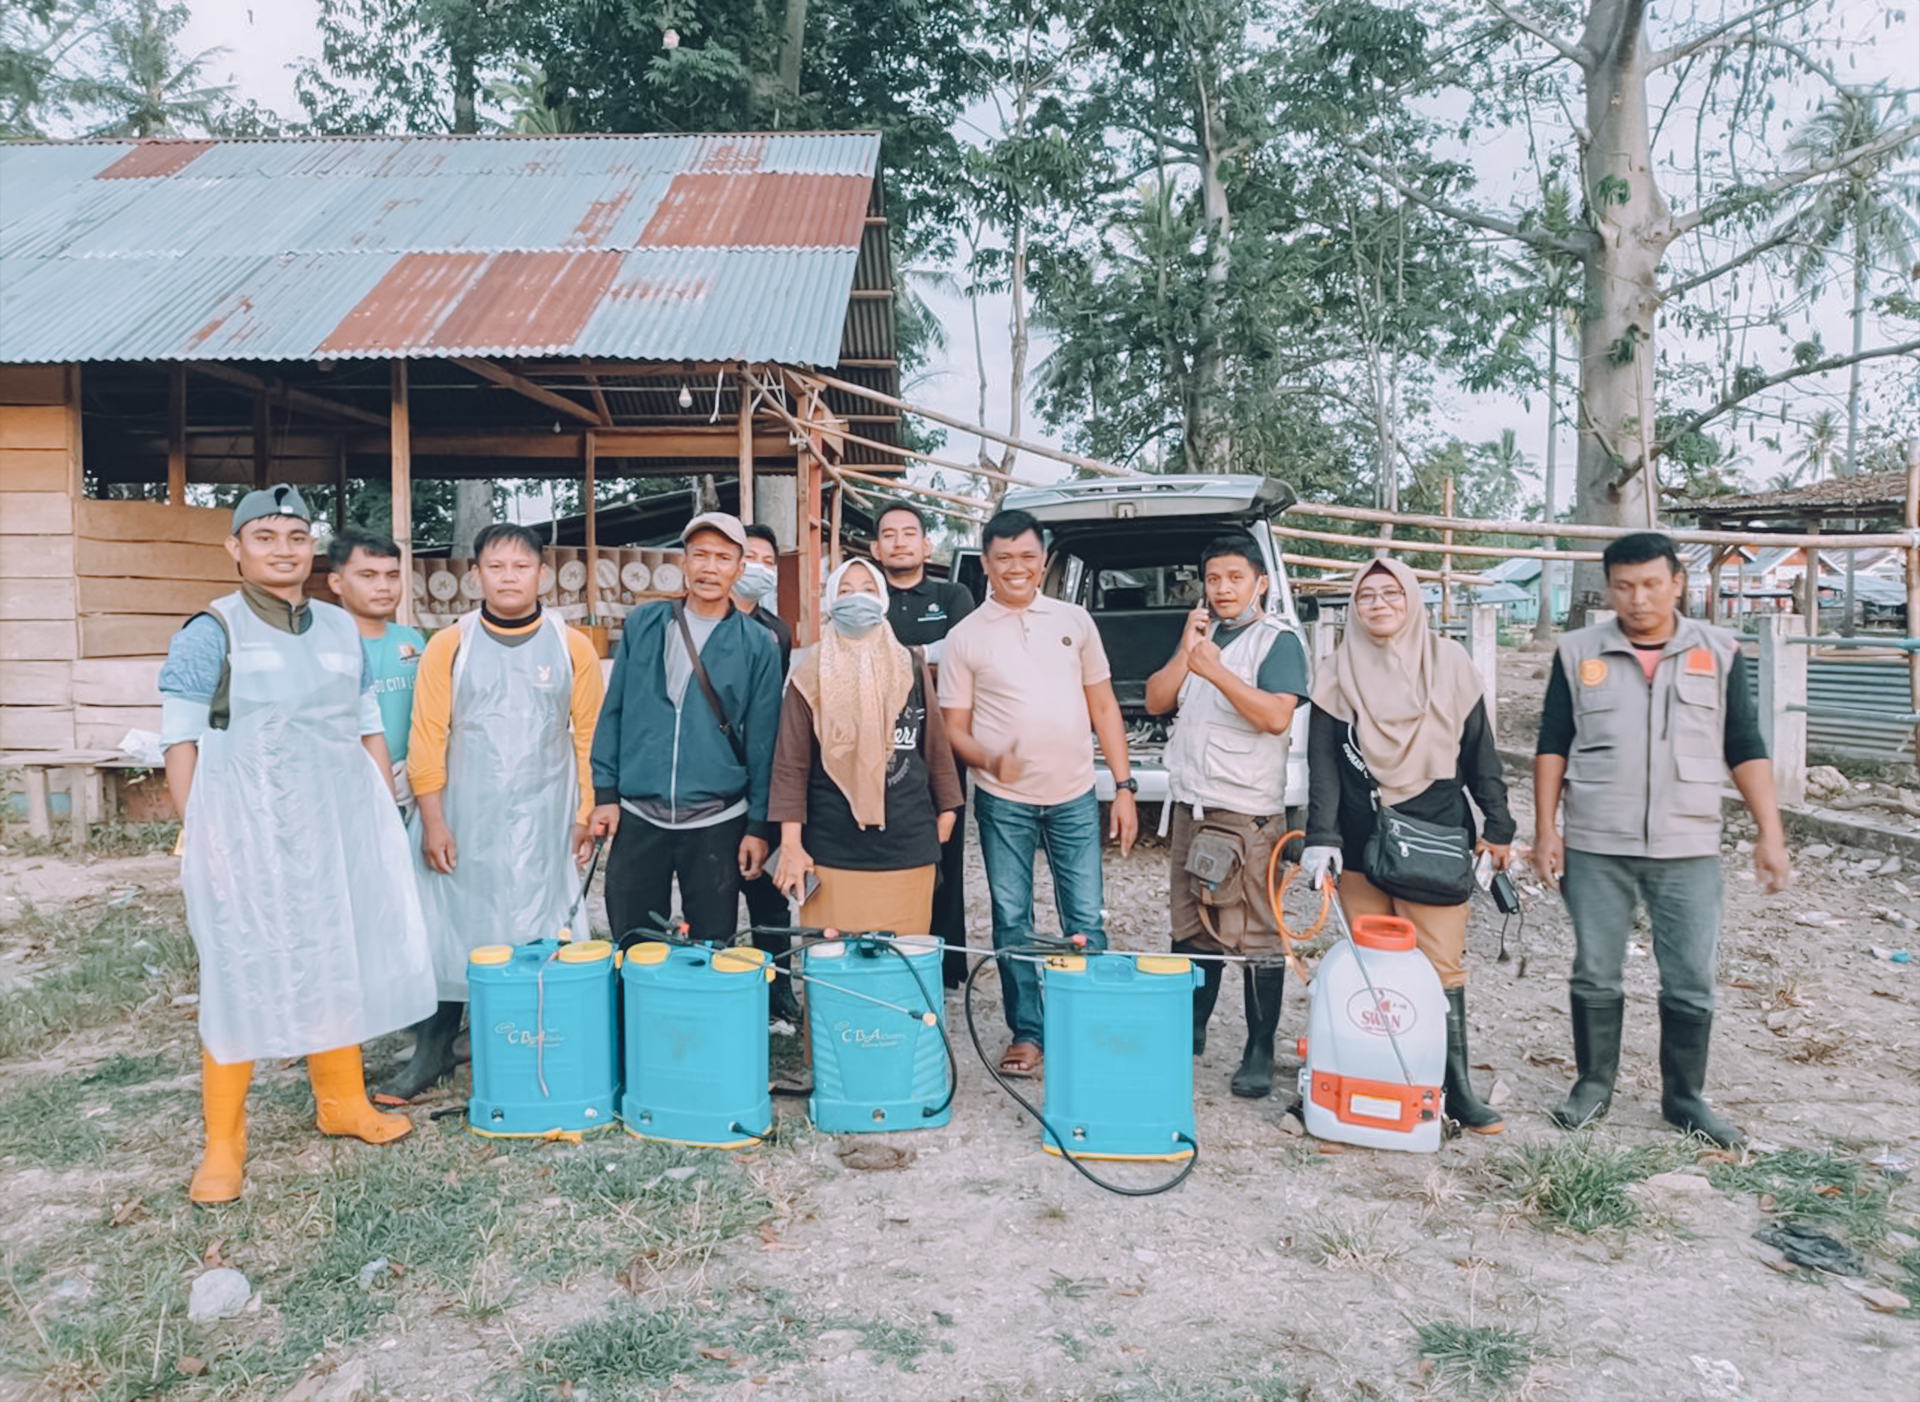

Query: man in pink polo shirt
left=940, top=507, right=1138, bottom=1079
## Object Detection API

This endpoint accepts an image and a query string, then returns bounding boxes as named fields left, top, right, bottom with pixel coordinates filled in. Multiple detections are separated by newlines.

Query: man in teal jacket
left=589, top=513, right=783, bottom=947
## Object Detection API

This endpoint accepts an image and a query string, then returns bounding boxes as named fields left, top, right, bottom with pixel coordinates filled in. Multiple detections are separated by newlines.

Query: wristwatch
left=1113, top=777, right=1139, bottom=795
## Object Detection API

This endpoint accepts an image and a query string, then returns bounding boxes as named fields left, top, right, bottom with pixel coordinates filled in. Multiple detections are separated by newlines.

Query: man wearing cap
left=160, top=486, right=435, bottom=1203
left=378, top=521, right=604, bottom=1103
left=873, top=499, right=977, bottom=988
left=326, top=526, right=424, bottom=814
left=590, top=513, right=783, bottom=947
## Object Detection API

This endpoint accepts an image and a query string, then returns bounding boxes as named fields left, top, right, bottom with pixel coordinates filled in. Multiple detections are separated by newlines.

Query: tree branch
left=1343, top=147, right=1590, bottom=257
left=1657, top=340, right=1920, bottom=452
left=1647, top=0, right=1818, bottom=70
left=1481, top=0, right=1589, bottom=68
left=1660, top=222, right=1802, bottom=301
left=1672, top=118, right=1920, bottom=233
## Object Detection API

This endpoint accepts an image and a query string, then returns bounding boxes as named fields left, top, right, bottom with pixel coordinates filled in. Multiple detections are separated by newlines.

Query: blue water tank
left=619, top=941, right=773, bottom=1148
left=803, top=934, right=951, bottom=1133
left=1039, top=952, right=1201, bottom=1160
left=466, top=939, right=617, bottom=1138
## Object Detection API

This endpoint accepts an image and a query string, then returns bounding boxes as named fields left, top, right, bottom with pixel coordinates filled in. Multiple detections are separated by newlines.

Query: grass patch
left=498, top=1303, right=715, bottom=1400
left=1309, top=1210, right=1405, bottom=1271
left=0, top=1062, right=190, bottom=1169
left=1415, top=1320, right=1535, bottom=1396
left=0, top=903, right=197, bottom=1062
left=5, top=819, right=180, bottom=861
left=1487, top=1136, right=1694, bottom=1234
left=1706, top=1146, right=1898, bottom=1249
left=4, top=1248, right=195, bottom=1402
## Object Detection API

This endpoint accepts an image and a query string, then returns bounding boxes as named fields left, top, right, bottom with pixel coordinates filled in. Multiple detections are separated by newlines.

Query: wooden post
left=333, top=433, right=348, bottom=536
left=828, top=483, right=843, bottom=572
left=61, top=763, right=89, bottom=850
left=1905, top=436, right=1919, bottom=761
left=1758, top=613, right=1808, bottom=807
left=23, top=766, right=51, bottom=841
left=798, top=442, right=822, bottom=644
left=1466, top=603, right=1499, bottom=740
left=1440, top=474, right=1455, bottom=624
left=1800, top=537, right=1819, bottom=626
left=736, top=371, right=755, bottom=523
left=391, top=361, right=412, bottom=626
left=583, top=430, right=598, bottom=623
left=167, top=365, right=186, bottom=506
left=1706, top=545, right=1724, bottom=625
left=251, top=390, right=271, bottom=489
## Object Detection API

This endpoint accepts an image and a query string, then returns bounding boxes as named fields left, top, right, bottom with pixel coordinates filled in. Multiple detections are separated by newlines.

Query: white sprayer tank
left=1298, top=913, right=1446, bottom=1152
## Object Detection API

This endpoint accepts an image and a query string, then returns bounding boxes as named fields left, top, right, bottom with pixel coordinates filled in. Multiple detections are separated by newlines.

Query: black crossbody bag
left=672, top=600, right=748, bottom=768
left=1353, top=725, right=1476, bottom=906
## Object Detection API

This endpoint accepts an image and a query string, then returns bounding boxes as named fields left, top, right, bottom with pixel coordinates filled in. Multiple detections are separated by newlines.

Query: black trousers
left=742, top=868, right=792, bottom=953
left=605, top=810, right=748, bottom=949
left=935, top=773, right=971, bottom=986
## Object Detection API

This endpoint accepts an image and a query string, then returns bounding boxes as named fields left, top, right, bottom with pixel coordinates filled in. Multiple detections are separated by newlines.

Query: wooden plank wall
left=72, top=497, right=230, bottom=746
left=0, top=366, right=79, bottom=751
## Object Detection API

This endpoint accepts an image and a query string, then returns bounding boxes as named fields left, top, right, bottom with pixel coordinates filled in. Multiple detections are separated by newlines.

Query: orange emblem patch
left=1578, top=658, right=1608, bottom=687
left=1685, top=646, right=1716, bottom=676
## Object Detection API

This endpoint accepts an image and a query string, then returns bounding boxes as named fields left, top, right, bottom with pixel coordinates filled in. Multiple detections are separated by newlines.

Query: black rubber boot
left=1176, top=940, right=1223, bottom=1055
left=1549, top=993, right=1623, bottom=1129
left=373, top=1001, right=463, bottom=1103
left=1658, top=1000, right=1744, bottom=1148
left=1230, top=963, right=1286, bottom=1098
left=1441, top=987, right=1504, bottom=1135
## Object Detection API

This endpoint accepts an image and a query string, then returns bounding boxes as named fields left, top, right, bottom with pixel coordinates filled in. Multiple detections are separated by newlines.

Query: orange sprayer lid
left=1350, top=915, right=1417, bottom=951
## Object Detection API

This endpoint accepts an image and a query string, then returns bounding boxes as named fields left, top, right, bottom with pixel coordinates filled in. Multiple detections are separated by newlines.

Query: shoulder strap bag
left=671, top=599, right=748, bottom=768
left=1353, top=724, right=1476, bottom=906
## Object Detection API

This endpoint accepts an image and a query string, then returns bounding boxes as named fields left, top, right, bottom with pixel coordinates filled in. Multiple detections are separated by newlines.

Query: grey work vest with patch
left=1556, top=617, right=1740, bottom=860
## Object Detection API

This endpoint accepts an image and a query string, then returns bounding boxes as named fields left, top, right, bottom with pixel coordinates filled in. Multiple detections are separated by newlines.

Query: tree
left=1349, top=0, right=1920, bottom=622
left=1782, top=408, right=1842, bottom=486
left=64, top=0, right=227, bottom=136
left=1, top=0, right=102, bottom=137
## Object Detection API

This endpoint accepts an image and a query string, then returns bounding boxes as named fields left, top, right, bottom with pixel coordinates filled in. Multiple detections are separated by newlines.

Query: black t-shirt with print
left=803, top=672, right=941, bottom=871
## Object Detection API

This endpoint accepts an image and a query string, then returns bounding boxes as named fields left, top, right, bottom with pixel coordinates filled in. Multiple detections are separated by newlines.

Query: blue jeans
left=1562, top=849, right=1723, bottom=1016
left=973, top=786, right=1107, bottom=1047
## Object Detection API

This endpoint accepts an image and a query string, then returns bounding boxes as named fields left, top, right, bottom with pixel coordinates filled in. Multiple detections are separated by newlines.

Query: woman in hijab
left=1301, top=558, right=1515, bottom=1134
left=770, top=559, right=965, bottom=934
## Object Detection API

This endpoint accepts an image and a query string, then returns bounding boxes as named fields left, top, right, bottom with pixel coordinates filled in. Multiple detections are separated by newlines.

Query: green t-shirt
left=362, top=622, right=426, bottom=762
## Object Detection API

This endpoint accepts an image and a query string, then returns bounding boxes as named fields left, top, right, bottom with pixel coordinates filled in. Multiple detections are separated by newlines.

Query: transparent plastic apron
left=181, top=595, right=435, bottom=1062
left=414, top=611, right=578, bottom=1000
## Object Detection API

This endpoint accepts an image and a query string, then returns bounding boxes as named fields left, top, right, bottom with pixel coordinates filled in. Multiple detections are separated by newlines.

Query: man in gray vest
left=1146, top=536, right=1310, bottom=1098
left=1534, top=531, right=1792, bottom=1147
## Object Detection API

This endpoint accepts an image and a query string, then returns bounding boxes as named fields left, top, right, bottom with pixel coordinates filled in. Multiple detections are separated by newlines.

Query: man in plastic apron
left=1145, top=535, right=1309, bottom=1098
left=161, top=485, right=434, bottom=1205
left=381, top=523, right=601, bottom=1101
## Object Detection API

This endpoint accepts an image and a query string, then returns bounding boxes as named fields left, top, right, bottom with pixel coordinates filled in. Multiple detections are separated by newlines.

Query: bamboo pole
left=1281, top=552, right=1491, bottom=584
left=583, top=430, right=598, bottom=624
left=390, top=361, right=411, bottom=626
left=838, top=468, right=994, bottom=513
left=1440, top=475, right=1455, bottom=624
left=736, top=371, right=755, bottom=523
left=1289, top=500, right=1917, bottom=551
left=1906, top=437, right=1919, bottom=760
left=1271, top=522, right=1602, bottom=561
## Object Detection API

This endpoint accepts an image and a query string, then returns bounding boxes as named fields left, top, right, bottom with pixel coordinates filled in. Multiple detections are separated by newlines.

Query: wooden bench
left=2, top=749, right=151, bottom=850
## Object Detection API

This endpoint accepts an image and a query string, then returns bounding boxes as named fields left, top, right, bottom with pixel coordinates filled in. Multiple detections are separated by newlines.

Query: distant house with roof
left=0, top=131, right=900, bottom=759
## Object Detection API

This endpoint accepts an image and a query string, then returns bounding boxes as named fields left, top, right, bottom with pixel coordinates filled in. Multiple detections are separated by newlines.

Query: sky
left=177, top=0, right=1920, bottom=512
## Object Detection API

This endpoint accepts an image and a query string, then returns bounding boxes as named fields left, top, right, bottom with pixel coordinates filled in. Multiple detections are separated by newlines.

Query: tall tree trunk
left=1188, top=70, right=1232, bottom=473
left=1840, top=198, right=1866, bottom=632
left=1534, top=311, right=1561, bottom=646
left=1567, top=0, right=1672, bottom=624
left=779, top=0, right=808, bottom=105
left=1001, top=64, right=1032, bottom=477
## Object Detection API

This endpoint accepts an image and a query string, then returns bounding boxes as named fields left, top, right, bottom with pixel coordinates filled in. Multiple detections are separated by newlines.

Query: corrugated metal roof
left=0, top=132, right=883, bottom=366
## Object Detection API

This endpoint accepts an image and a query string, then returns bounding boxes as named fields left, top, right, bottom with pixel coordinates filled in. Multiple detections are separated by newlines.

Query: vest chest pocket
left=1671, top=671, right=1722, bottom=748
left=1670, top=751, right=1728, bottom=818
left=1201, top=724, right=1257, bottom=783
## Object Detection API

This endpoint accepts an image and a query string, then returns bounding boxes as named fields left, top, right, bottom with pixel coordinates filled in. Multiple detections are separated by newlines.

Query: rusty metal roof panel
left=0, top=132, right=883, bottom=365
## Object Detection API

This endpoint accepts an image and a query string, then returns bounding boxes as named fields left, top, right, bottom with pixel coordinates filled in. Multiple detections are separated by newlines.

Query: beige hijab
left=1311, top=558, right=1484, bottom=806
left=789, top=559, right=916, bottom=828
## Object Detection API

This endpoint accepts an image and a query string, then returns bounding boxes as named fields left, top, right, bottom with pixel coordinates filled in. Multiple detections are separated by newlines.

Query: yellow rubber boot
left=190, top=1050, right=253, bottom=1204
left=308, top=1046, right=414, bottom=1144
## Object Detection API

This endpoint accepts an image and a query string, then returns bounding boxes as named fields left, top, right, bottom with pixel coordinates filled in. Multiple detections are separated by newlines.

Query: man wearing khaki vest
left=1145, top=535, right=1309, bottom=1098
left=1534, top=532, right=1792, bottom=1148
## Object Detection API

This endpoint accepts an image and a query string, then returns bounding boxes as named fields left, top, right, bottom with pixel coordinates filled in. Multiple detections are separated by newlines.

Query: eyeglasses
left=1354, top=589, right=1406, bottom=607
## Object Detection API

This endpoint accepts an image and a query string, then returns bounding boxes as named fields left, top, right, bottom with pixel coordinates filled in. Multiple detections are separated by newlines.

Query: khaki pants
left=1168, top=807, right=1283, bottom=955
left=1339, top=869, right=1469, bottom=989
left=799, top=864, right=936, bottom=938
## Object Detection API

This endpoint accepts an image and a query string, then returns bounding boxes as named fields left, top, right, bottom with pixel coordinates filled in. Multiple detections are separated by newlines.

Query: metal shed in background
left=0, top=131, right=902, bottom=758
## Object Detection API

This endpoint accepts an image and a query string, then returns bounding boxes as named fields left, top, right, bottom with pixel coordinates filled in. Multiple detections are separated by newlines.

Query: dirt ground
left=3, top=652, right=1917, bottom=1402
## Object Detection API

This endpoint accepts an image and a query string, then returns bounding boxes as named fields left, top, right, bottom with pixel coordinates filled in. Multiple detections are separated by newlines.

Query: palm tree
left=68, top=0, right=228, bottom=137
left=1783, top=409, right=1842, bottom=487
left=1778, top=92, right=1920, bottom=480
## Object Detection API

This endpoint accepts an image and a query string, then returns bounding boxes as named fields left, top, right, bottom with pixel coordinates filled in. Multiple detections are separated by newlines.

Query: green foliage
left=1488, top=1136, right=1695, bottom=1234
left=502, top=1304, right=710, bottom=1399
left=1414, top=1320, right=1535, bottom=1396
left=1705, top=1146, right=1899, bottom=1249
left=0, top=903, right=197, bottom=1063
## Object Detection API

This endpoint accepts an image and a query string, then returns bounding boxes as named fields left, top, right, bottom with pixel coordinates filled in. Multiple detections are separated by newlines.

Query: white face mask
left=735, top=561, right=778, bottom=605
left=828, top=591, right=888, bottom=638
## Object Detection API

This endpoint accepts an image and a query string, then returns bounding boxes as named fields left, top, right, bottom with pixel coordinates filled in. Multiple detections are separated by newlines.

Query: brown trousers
left=799, top=864, right=936, bottom=938
left=1338, top=869, right=1469, bottom=989
left=1168, top=807, right=1283, bottom=955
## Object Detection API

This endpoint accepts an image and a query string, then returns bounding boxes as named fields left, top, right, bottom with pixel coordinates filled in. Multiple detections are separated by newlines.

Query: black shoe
left=1176, top=940, right=1222, bottom=1056
left=1658, top=1000, right=1744, bottom=1148
left=1441, top=987, right=1504, bottom=1134
left=373, top=1001, right=463, bottom=1102
left=1550, top=994, right=1623, bottom=1130
left=1230, top=963, right=1286, bottom=1098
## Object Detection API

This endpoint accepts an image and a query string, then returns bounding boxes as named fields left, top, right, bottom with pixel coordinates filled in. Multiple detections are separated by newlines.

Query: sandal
left=999, top=1041, right=1042, bottom=1079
